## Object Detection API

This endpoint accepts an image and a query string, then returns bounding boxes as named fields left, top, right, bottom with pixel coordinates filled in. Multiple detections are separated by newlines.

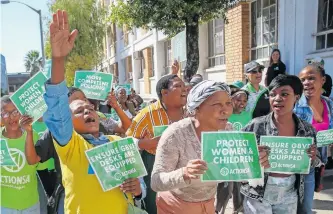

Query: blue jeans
left=243, top=175, right=297, bottom=214
left=298, top=168, right=315, bottom=214
left=57, top=191, right=65, bottom=214
left=319, top=146, right=328, bottom=164
left=1, top=203, right=40, bottom=214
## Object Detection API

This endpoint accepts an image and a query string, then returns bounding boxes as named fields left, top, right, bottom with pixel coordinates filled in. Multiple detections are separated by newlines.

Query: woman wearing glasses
left=242, top=61, right=271, bottom=118
left=0, top=95, right=42, bottom=213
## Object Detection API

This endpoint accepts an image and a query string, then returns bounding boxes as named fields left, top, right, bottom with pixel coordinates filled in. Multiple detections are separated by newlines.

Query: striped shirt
left=126, top=101, right=170, bottom=155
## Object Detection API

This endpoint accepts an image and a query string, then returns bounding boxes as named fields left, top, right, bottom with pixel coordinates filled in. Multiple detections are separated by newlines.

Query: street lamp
left=1, top=0, right=45, bottom=66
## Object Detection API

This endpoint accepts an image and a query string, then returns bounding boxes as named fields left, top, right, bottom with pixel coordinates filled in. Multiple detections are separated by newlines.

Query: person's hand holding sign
left=50, top=10, right=78, bottom=84
left=258, top=145, right=270, bottom=168
left=107, top=92, right=119, bottom=109
left=183, top=159, right=208, bottom=182
left=120, top=178, right=142, bottom=196
left=307, top=144, right=317, bottom=160
left=19, top=115, right=33, bottom=132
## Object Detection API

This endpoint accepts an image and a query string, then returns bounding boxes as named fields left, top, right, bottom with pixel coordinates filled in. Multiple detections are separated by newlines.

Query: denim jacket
left=43, top=80, right=147, bottom=200
left=294, top=94, right=333, bottom=163
left=240, top=112, right=319, bottom=204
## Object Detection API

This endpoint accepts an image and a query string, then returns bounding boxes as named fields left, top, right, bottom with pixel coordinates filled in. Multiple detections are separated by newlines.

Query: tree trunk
left=184, top=15, right=200, bottom=82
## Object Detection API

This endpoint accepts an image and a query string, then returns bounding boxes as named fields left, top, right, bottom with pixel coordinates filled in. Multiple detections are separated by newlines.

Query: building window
left=250, top=0, right=278, bottom=60
left=9, top=85, right=15, bottom=93
left=151, top=47, right=155, bottom=77
left=139, top=51, right=145, bottom=79
left=208, top=18, right=226, bottom=67
left=164, top=40, right=172, bottom=75
left=316, top=0, right=333, bottom=50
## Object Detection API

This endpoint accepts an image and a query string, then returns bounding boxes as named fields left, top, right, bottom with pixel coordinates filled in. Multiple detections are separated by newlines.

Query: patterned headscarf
left=187, top=80, right=230, bottom=115
left=115, top=85, right=125, bottom=96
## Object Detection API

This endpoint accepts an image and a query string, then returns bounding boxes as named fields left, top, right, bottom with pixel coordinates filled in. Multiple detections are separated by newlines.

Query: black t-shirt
left=252, top=89, right=271, bottom=119
left=266, top=62, right=286, bottom=86
left=35, top=130, right=62, bottom=183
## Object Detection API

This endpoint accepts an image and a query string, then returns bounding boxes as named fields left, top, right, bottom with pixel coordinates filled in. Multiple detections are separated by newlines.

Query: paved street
left=224, top=169, right=333, bottom=214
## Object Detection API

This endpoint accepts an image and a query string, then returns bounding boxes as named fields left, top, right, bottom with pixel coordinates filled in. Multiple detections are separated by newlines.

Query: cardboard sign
left=153, top=126, right=169, bottom=137
left=260, top=136, right=312, bottom=174
left=202, top=132, right=262, bottom=181
left=85, top=137, right=147, bottom=191
left=74, top=71, right=113, bottom=100
left=316, top=129, right=333, bottom=147
left=10, top=72, right=47, bottom=123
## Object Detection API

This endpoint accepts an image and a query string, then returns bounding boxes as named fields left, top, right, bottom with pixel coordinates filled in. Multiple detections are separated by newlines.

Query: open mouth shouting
left=85, top=116, right=96, bottom=124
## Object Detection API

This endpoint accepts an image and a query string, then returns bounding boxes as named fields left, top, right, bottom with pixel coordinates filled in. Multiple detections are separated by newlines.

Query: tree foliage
left=24, top=50, right=43, bottom=77
left=46, top=0, right=106, bottom=85
left=108, top=0, right=229, bottom=80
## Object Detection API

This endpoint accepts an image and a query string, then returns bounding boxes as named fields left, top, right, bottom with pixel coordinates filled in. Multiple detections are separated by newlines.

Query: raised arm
left=107, top=92, right=132, bottom=130
left=20, top=115, right=41, bottom=165
left=43, top=10, right=78, bottom=146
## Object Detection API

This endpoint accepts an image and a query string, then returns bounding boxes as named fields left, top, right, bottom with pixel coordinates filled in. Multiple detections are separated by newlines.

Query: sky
left=1, top=0, right=50, bottom=73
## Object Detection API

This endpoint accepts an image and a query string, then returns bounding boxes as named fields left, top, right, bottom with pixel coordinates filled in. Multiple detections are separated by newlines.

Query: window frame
left=315, top=0, right=333, bottom=50
left=250, top=0, right=278, bottom=60
left=208, top=18, right=226, bottom=67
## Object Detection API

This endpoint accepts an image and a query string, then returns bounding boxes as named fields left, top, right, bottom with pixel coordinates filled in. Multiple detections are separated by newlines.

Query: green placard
left=116, top=84, right=131, bottom=95
left=32, top=121, right=48, bottom=138
left=201, top=132, right=262, bottom=181
left=85, top=137, right=147, bottom=191
left=260, top=136, right=312, bottom=174
left=74, top=71, right=113, bottom=101
left=42, top=59, right=52, bottom=79
left=0, top=139, right=16, bottom=166
left=10, top=72, right=47, bottom=123
left=153, top=125, right=169, bottom=137
left=316, top=129, right=333, bottom=147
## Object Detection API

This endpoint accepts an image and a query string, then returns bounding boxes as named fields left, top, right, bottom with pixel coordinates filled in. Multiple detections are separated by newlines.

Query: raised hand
left=171, top=60, right=180, bottom=75
left=19, top=115, right=33, bottom=132
left=107, top=92, right=119, bottom=108
left=50, top=10, right=78, bottom=58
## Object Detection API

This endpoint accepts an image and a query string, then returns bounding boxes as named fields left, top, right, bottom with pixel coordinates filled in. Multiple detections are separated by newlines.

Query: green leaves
left=46, top=0, right=106, bottom=85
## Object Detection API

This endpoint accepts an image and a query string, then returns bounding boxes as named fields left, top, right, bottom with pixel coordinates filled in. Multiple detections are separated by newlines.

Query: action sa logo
left=220, top=167, right=229, bottom=176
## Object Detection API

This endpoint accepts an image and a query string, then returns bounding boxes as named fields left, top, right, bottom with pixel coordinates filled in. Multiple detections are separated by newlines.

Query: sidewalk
left=224, top=169, right=333, bottom=214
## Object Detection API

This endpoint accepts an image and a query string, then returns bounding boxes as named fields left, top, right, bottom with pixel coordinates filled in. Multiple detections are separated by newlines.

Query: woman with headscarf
left=126, top=74, right=187, bottom=214
left=115, top=86, right=137, bottom=119
left=151, top=80, right=270, bottom=214
left=242, top=75, right=320, bottom=214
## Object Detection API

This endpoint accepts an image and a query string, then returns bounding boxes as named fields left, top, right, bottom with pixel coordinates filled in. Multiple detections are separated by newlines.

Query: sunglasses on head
left=249, top=69, right=263, bottom=74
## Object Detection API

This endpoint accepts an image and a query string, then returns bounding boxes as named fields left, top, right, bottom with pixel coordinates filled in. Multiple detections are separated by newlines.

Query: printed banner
left=74, top=71, right=113, bottom=101
left=116, top=84, right=131, bottom=95
left=316, top=129, right=333, bottom=147
left=10, top=72, right=47, bottom=123
left=260, top=136, right=312, bottom=174
left=201, top=132, right=262, bottom=181
left=85, top=137, right=147, bottom=191
left=153, top=126, right=169, bottom=137
left=0, top=139, right=16, bottom=166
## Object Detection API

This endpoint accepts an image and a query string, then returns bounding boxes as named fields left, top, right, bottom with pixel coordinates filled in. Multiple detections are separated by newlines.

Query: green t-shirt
left=0, top=130, right=40, bottom=210
left=32, top=121, right=55, bottom=171
left=32, top=121, right=48, bottom=138
left=228, top=111, right=252, bottom=131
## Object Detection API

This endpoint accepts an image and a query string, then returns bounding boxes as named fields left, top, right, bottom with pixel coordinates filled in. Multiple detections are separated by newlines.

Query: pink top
left=312, top=99, right=330, bottom=132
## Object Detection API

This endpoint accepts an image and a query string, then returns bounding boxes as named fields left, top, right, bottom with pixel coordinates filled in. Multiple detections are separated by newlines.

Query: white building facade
left=100, top=0, right=333, bottom=99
